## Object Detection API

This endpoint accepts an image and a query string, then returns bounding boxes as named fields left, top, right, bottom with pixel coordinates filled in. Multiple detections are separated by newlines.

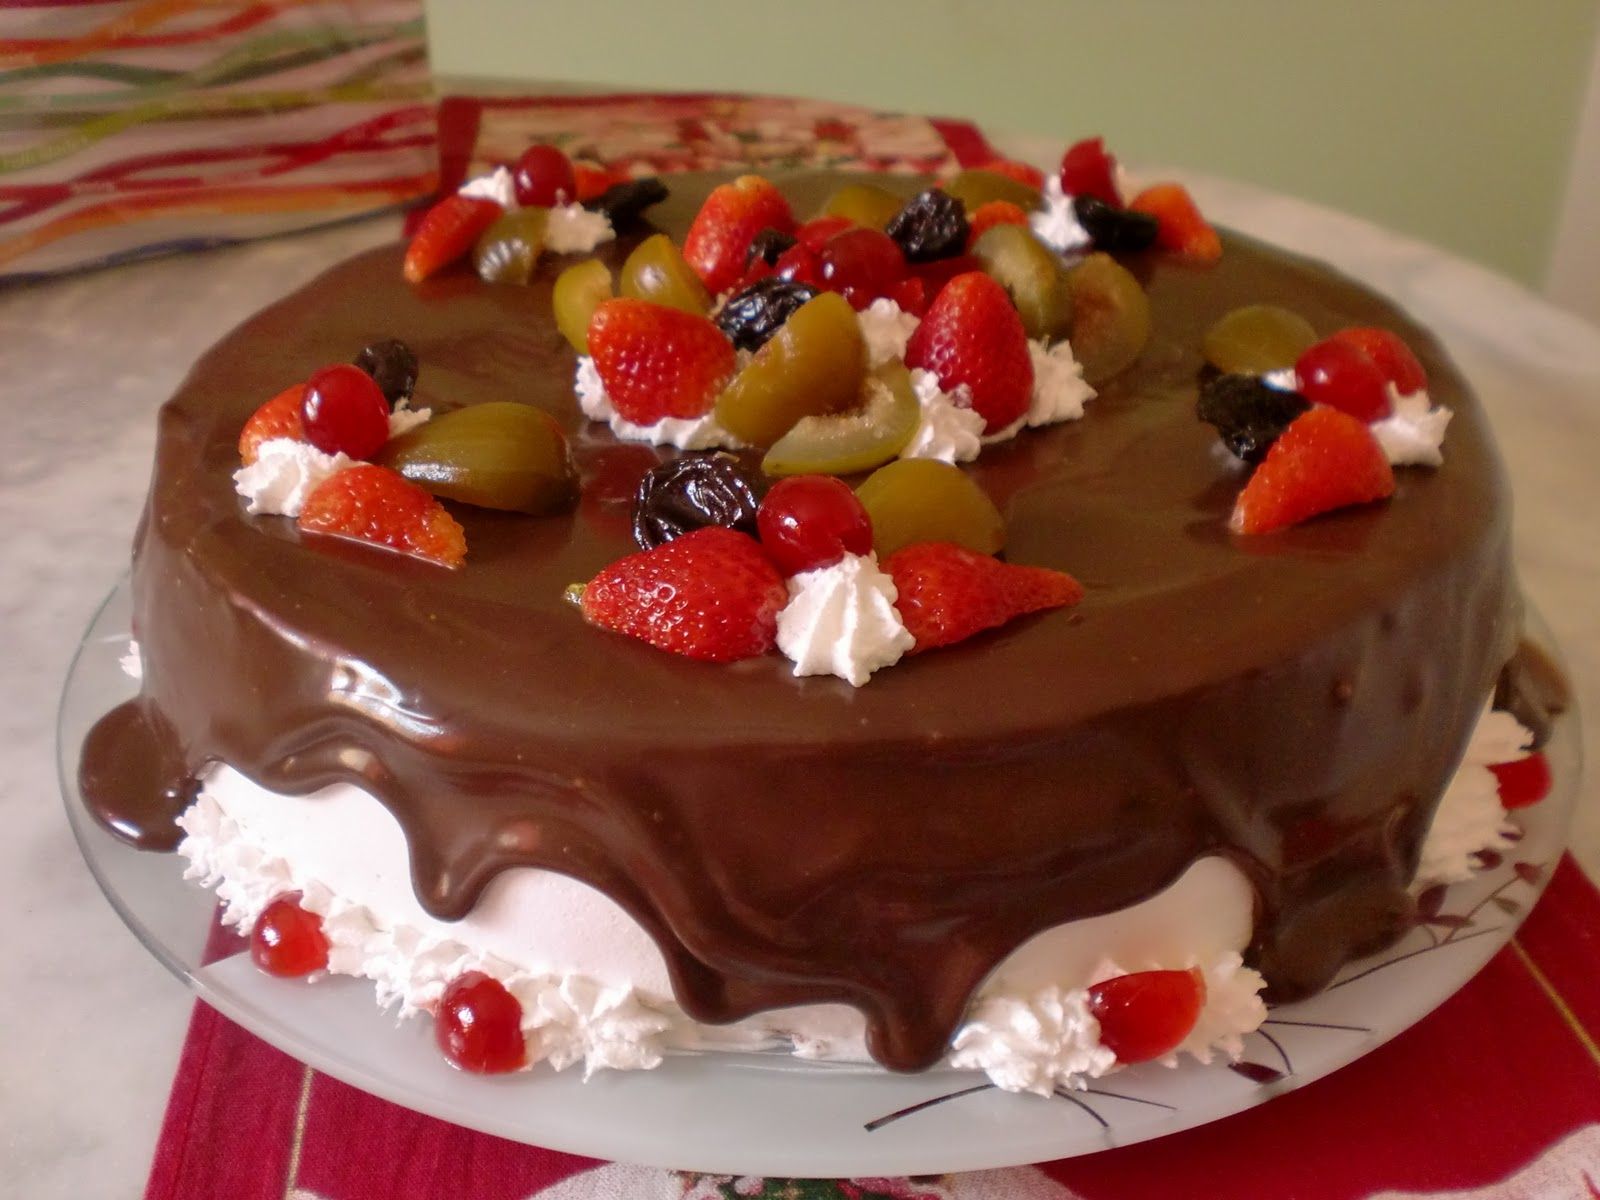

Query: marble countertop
left=4, top=160, right=1597, bottom=1197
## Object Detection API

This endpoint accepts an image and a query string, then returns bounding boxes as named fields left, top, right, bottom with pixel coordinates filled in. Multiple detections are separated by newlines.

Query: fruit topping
left=1490, top=752, right=1553, bottom=810
left=436, top=971, right=526, bottom=1074
left=577, top=526, right=787, bottom=662
left=1294, top=337, right=1393, bottom=422
left=715, top=276, right=820, bottom=352
left=353, top=338, right=419, bottom=405
left=965, top=200, right=1031, bottom=249
left=582, top=175, right=669, bottom=230
left=619, top=233, right=711, bottom=314
left=378, top=402, right=577, bottom=514
left=404, top=194, right=502, bottom=284
left=250, top=893, right=330, bottom=978
left=943, top=169, right=1042, bottom=215
left=684, top=174, right=796, bottom=295
left=885, top=188, right=970, bottom=263
left=746, top=227, right=798, bottom=269
left=903, top=271, right=1033, bottom=433
left=1059, top=137, right=1122, bottom=206
left=974, top=157, right=1046, bottom=190
left=757, top=474, right=874, bottom=576
left=714, top=291, right=866, bottom=446
left=1071, top=195, right=1160, bottom=254
left=511, top=143, right=576, bottom=207
left=819, top=226, right=908, bottom=309
left=856, top=458, right=1005, bottom=558
left=1198, top=374, right=1311, bottom=464
left=1230, top=405, right=1395, bottom=535
left=301, top=363, right=390, bottom=459
left=472, top=207, right=548, bottom=285
left=820, top=181, right=904, bottom=230
left=1329, top=326, right=1428, bottom=396
left=1086, top=968, right=1206, bottom=1063
left=588, top=298, right=736, bottom=425
left=239, top=384, right=308, bottom=464
left=1202, top=304, right=1318, bottom=376
left=969, top=224, right=1073, bottom=342
left=762, top=362, right=921, bottom=478
left=1063, top=252, right=1152, bottom=385
left=770, top=238, right=823, bottom=287
left=632, top=452, right=762, bottom=550
left=298, top=463, right=468, bottom=567
left=883, top=541, right=1082, bottom=652
left=1128, top=183, right=1221, bottom=264
left=553, top=258, right=614, bottom=353
left=796, top=214, right=855, bottom=250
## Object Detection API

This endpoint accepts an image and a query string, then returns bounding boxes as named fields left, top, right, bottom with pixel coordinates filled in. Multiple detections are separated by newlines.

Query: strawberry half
left=239, top=384, right=308, bottom=464
left=298, top=464, right=467, bottom=568
left=1230, top=405, right=1396, bottom=535
left=883, top=541, right=1083, bottom=652
left=1059, top=137, right=1122, bottom=206
left=403, top=194, right=503, bottom=284
left=1087, top=968, right=1206, bottom=1063
left=587, top=298, right=735, bottom=425
left=903, top=272, right=1034, bottom=433
left=683, top=175, right=796, bottom=294
left=1128, top=183, right=1221, bottom=265
left=578, top=526, right=786, bottom=662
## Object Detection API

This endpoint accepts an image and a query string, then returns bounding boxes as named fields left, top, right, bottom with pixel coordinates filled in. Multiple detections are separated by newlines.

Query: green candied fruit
left=378, top=402, right=577, bottom=514
left=971, top=224, right=1073, bottom=342
left=552, top=258, right=613, bottom=353
left=762, top=362, right=921, bottom=477
left=473, top=208, right=549, bottom=285
left=1202, top=304, right=1319, bottom=375
left=619, top=234, right=710, bottom=315
left=944, top=168, right=1041, bottom=214
left=855, top=457, right=1005, bottom=558
left=1065, top=252, right=1151, bottom=384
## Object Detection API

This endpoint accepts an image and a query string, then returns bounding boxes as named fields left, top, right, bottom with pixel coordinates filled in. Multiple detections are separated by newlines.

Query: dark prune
left=884, top=188, right=969, bottom=262
left=583, top=176, right=669, bottom=231
left=1072, top=195, right=1160, bottom=254
left=1197, top=373, right=1311, bottom=463
left=353, top=338, right=419, bottom=405
left=746, top=227, right=797, bottom=270
left=633, top=452, right=763, bottom=550
left=715, top=277, right=819, bottom=352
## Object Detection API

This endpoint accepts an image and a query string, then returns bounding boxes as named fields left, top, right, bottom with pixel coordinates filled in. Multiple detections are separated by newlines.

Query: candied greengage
left=1203, top=304, right=1319, bottom=376
left=1064, top=252, right=1151, bottom=384
left=472, top=208, right=548, bottom=285
left=761, top=362, right=920, bottom=478
left=943, top=168, right=1041, bottom=214
left=632, top=452, right=763, bottom=550
left=969, top=223, right=1073, bottom=341
left=619, top=234, right=710, bottom=314
left=885, top=188, right=969, bottom=263
left=1197, top=373, right=1312, bottom=463
left=855, top=457, right=1005, bottom=559
left=353, top=338, right=419, bottom=405
left=553, top=258, right=613, bottom=354
left=378, top=402, right=577, bottom=514
left=819, top=181, right=905, bottom=230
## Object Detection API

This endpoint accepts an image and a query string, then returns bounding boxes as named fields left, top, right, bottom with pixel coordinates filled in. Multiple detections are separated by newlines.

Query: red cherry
left=772, top=241, right=822, bottom=287
left=1086, top=967, right=1206, bottom=1063
left=301, top=364, right=390, bottom=459
left=511, top=143, right=577, bottom=207
left=1059, top=137, right=1122, bottom=206
left=250, top=894, right=330, bottom=978
left=757, top=475, right=874, bottom=577
left=796, top=214, right=855, bottom=250
left=1489, top=751, right=1553, bottom=810
left=820, top=228, right=907, bottom=308
left=435, top=971, right=526, bottom=1074
left=1330, top=327, right=1428, bottom=397
left=1294, top=338, right=1393, bottom=423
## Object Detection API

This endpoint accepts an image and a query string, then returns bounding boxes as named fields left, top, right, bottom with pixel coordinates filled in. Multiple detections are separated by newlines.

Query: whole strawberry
left=883, top=541, right=1082, bottom=652
left=683, top=175, right=796, bottom=295
left=298, top=464, right=467, bottom=568
left=587, top=298, right=735, bottom=425
left=578, top=526, right=787, bottom=662
left=903, top=272, right=1034, bottom=433
left=1230, top=404, right=1394, bottom=535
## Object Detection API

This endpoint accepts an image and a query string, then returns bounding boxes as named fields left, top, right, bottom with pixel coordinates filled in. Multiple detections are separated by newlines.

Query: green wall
left=425, top=0, right=1597, bottom=284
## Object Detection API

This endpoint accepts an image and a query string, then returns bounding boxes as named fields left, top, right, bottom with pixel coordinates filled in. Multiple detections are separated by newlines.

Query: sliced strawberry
left=1490, top=752, right=1553, bottom=810
left=966, top=200, right=1030, bottom=249
left=683, top=175, right=796, bottom=294
left=977, top=158, right=1046, bottom=191
left=903, top=271, right=1034, bottom=433
left=239, top=384, right=308, bottom=465
left=1330, top=326, right=1429, bottom=396
left=1087, top=968, right=1206, bottom=1063
left=571, top=161, right=627, bottom=203
left=1059, top=137, right=1122, bottom=206
left=298, top=464, right=467, bottom=568
left=1230, top=405, right=1395, bottom=535
left=883, top=541, right=1082, bottom=652
left=403, top=194, right=503, bottom=284
left=578, top=526, right=786, bottom=662
left=587, top=298, right=735, bottom=425
left=1128, top=183, right=1221, bottom=264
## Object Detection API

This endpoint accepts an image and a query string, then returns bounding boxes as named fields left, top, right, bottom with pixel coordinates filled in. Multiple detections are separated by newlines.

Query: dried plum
left=1198, top=373, right=1311, bottom=463
left=746, top=227, right=797, bottom=270
left=1072, top=195, right=1160, bottom=254
left=353, top=338, right=418, bottom=405
left=715, top=277, right=819, bottom=352
left=884, top=188, right=969, bottom=262
left=633, top=452, right=763, bottom=550
left=583, top=176, right=669, bottom=231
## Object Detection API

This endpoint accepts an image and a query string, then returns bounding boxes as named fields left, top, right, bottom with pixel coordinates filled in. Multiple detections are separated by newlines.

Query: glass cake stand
left=58, top=577, right=1583, bottom=1178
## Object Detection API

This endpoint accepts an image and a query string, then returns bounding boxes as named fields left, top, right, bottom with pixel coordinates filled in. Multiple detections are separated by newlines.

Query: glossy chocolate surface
left=80, top=174, right=1520, bottom=1070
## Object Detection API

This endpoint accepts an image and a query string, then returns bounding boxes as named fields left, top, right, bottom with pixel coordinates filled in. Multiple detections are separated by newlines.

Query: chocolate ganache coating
left=82, top=173, right=1521, bottom=1071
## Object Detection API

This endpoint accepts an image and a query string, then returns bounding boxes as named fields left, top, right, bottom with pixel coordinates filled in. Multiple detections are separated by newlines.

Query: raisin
left=1073, top=195, right=1160, bottom=254
left=746, top=227, right=797, bottom=270
left=1197, top=374, right=1311, bottom=464
left=885, top=189, right=969, bottom=262
left=353, top=338, right=419, bottom=405
left=633, top=452, right=763, bottom=550
left=715, top=277, right=819, bottom=352
left=583, top=177, right=669, bottom=231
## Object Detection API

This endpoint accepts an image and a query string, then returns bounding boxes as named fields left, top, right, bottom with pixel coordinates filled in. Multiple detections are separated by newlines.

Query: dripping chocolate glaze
left=81, top=173, right=1530, bottom=1071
